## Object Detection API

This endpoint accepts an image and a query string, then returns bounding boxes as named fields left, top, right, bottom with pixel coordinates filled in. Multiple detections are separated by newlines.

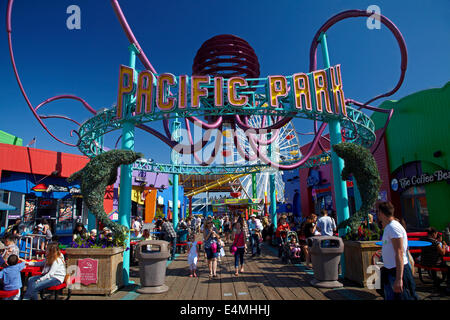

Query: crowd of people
left=152, top=210, right=341, bottom=279
left=0, top=237, right=67, bottom=300
left=1, top=200, right=448, bottom=300
left=71, top=222, right=116, bottom=247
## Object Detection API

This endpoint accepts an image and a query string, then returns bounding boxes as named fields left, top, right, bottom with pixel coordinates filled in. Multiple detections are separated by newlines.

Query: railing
left=18, top=234, right=47, bottom=260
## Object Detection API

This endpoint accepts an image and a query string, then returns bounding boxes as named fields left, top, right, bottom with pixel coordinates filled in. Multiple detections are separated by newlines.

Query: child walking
left=187, top=234, right=199, bottom=277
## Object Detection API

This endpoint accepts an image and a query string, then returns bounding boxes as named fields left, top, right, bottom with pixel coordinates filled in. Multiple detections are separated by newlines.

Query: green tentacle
left=332, top=142, right=382, bottom=240
left=66, top=150, right=144, bottom=247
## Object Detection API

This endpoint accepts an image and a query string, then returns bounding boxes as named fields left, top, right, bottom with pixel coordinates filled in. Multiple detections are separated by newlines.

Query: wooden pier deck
left=129, top=243, right=381, bottom=301
left=69, top=240, right=449, bottom=301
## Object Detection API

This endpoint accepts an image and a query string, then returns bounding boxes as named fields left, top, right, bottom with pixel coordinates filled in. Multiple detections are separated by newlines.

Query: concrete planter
left=65, top=247, right=124, bottom=296
left=343, top=240, right=380, bottom=287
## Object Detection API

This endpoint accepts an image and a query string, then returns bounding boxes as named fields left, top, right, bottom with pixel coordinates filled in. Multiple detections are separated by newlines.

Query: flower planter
left=65, top=247, right=124, bottom=296
left=343, top=240, right=380, bottom=287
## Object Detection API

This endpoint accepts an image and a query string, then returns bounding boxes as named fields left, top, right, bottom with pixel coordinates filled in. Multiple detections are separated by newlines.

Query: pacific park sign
left=115, top=65, right=347, bottom=120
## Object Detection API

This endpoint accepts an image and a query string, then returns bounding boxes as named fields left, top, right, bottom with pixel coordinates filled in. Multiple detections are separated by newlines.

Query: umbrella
left=0, top=201, right=16, bottom=211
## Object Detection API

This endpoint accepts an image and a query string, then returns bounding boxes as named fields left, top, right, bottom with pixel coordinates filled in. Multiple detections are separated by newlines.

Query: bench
left=414, top=262, right=448, bottom=285
left=407, top=232, right=428, bottom=238
left=176, top=242, right=188, bottom=253
left=0, top=289, right=19, bottom=300
left=40, top=277, right=75, bottom=300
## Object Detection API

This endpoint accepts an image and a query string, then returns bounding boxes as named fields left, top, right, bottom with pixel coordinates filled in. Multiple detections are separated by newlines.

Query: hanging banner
left=58, top=200, right=73, bottom=222
left=24, top=199, right=36, bottom=222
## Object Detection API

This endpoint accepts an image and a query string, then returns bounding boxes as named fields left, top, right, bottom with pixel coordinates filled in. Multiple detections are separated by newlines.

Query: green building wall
left=372, top=82, right=450, bottom=230
left=0, top=130, right=23, bottom=146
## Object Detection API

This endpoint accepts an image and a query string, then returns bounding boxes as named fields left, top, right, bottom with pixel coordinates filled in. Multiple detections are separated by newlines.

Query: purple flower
left=102, top=245, right=106, bottom=249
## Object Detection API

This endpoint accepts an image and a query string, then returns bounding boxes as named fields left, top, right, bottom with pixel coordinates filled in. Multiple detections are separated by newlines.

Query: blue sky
left=0, top=0, right=449, bottom=164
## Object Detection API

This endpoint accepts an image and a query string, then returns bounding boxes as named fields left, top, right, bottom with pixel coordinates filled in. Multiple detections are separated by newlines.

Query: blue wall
left=282, top=169, right=301, bottom=218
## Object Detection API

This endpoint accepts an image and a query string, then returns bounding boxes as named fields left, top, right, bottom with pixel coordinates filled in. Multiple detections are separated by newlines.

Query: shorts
left=205, top=248, right=219, bottom=260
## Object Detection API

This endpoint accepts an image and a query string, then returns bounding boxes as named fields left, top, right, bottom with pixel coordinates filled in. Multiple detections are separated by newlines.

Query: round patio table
left=375, top=240, right=432, bottom=247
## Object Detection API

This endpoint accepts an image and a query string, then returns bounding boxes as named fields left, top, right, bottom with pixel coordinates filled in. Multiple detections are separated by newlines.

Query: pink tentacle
left=182, top=118, right=214, bottom=154
left=231, top=123, right=259, bottom=162
left=191, top=127, right=223, bottom=166
left=248, top=122, right=327, bottom=170
left=38, top=115, right=81, bottom=127
left=235, top=114, right=293, bottom=133
left=7, top=0, right=96, bottom=147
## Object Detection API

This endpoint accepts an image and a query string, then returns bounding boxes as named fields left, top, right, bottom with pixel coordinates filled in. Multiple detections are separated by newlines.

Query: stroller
left=280, top=231, right=304, bottom=264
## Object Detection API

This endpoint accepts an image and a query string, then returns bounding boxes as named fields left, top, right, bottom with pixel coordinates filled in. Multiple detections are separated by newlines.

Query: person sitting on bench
left=419, top=227, right=449, bottom=292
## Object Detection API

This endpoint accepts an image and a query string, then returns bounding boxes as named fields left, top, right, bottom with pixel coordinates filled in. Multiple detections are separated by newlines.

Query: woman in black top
left=304, top=214, right=318, bottom=238
left=222, top=216, right=231, bottom=244
left=301, top=214, right=318, bottom=268
left=72, top=222, right=88, bottom=242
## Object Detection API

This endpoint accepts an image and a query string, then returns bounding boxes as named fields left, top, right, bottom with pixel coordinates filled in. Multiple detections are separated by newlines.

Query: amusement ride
left=6, top=0, right=408, bottom=283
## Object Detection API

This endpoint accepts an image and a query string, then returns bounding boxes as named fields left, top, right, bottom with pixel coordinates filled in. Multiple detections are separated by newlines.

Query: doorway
left=400, top=186, right=429, bottom=231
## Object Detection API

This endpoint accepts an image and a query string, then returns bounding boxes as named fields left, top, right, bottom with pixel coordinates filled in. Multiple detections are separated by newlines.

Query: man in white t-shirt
left=317, top=209, right=336, bottom=236
left=378, top=201, right=417, bottom=300
left=132, top=217, right=142, bottom=238
left=196, top=216, right=202, bottom=233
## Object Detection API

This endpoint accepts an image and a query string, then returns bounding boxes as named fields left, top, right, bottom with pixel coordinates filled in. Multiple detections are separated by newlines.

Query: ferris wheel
left=220, top=115, right=302, bottom=202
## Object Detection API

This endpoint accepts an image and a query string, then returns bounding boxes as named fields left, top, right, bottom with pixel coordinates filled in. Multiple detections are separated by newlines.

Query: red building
left=0, top=143, right=114, bottom=236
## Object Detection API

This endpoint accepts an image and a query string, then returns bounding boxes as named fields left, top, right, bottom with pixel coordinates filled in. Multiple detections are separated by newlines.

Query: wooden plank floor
left=69, top=236, right=450, bottom=301
left=130, top=238, right=383, bottom=301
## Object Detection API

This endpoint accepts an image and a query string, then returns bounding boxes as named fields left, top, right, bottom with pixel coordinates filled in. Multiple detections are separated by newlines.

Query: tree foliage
left=332, top=142, right=382, bottom=241
left=67, top=150, right=144, bottom=247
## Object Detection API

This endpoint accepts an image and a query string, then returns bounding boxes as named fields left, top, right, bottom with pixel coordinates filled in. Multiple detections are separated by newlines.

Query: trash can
left=136, top=240, right=170, bottom=294
left=307, top=236, right=344, bottom=288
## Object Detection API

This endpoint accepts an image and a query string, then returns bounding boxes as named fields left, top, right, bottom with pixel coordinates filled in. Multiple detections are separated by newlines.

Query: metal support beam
left=118, top=44, right=139, bottom=285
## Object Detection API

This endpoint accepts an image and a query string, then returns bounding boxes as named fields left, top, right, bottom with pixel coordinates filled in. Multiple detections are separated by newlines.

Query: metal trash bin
left=136, top=240, right=170, bottom=294
left=307, top=236, right=344, bottom=288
